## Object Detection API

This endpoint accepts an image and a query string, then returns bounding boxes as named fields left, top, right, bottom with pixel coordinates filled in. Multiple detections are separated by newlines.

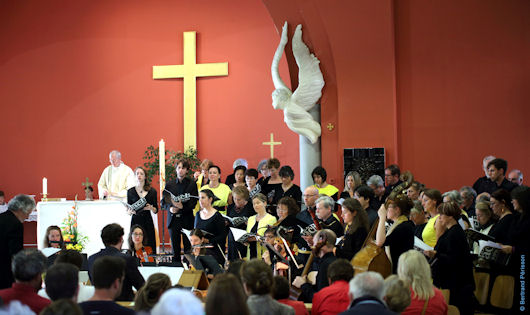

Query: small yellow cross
left=326, top=123, right=335, bottom=131
left=262, top=133, right=282, bottom=158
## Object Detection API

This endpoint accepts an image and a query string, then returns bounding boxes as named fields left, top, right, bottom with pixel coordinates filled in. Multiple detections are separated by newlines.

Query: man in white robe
left=97, top=150, right=135, bottom=201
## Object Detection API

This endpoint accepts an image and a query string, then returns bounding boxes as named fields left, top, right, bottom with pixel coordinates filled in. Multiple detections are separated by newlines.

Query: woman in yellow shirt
left=421, top=189, right=443, bottom=247
left=246, top=193, right=277, bottom=259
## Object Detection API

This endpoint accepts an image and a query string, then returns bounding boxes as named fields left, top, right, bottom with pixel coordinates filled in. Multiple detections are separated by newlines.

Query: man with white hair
left=472, top=155, right=496, bottom=195
left=339, top=271, right=394, bottom=315
left=0, top=195, right=35, bottom=289
left=508, top=169, right=523, bottom=186
left=97, top=150, right=135, bottom=200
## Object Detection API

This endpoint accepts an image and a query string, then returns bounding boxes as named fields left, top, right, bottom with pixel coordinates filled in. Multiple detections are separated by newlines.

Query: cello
left=351, top=171, right=413, bottom=278
left=289, top=233, right=327, bottom=300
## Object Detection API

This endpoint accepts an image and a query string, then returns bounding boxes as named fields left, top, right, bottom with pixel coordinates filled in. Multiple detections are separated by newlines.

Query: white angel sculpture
left=271, top=22, right=325, bottom=144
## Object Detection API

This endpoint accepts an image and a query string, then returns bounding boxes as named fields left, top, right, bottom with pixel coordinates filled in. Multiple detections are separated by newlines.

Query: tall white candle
left=43, top=177, right=47, bottom=195
left=159, top=139, right=165, bottom=193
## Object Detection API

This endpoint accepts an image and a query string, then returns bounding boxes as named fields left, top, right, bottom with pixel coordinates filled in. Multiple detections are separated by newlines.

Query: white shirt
left=97, top=162, right=135, bottom=200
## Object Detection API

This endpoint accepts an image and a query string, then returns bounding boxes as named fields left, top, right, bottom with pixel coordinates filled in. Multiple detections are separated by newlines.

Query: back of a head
left=383, top=275, right=411, bottom=313
left=240, top=259, right=273, bottom=295
left=272, top=276, right=290, bottom=300
left=92, top=256, right=125, bottom=289
left=12, top=249, right=47, bottom=282
left=349, top=271, right=385, bottom=301
left=134, top=273, right=172, bottom=312
left=151, top=288, right=204, bottom=315
left=397, top=250, right=434, bottom=300
left=45, top=263, right=79, bottom=301
left=7, top=194, right=35, bottom=214
left=101, top=223, right=124, bottom=247
left=206, top=273, right=249, bottom=315
left=328, top=259, right=354, bottom=283
left=40, top=299, right=82, bottom=315
left=55, top=249, right=84, bottom=269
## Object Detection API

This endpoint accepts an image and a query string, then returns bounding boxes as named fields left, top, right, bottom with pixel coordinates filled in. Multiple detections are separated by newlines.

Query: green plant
left=142, top=145, right=201, bottom=184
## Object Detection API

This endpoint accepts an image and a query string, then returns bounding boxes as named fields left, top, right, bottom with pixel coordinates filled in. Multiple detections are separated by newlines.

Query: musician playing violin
left=162, top=159, right=199, bottom=263
left=292, top=229, right=337, bottom=303
left=128, top=224, right=154, bottom=265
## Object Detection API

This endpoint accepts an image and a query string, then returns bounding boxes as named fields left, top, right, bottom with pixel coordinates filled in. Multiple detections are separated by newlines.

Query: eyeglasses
left=133, top=233, right=143, bottom=237
left=303, top=194, right=316, bottom=197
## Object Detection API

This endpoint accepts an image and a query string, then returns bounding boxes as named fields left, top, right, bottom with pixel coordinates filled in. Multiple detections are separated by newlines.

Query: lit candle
left=43, top=177, right=48, bottom=195
left=159, top=139, right=165, bottom=193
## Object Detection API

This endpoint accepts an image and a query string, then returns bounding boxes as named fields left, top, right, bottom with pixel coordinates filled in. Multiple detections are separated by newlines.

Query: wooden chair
left=490, top=275, right=514, bottom=309
left=473, top=271, right=490, bottom=305
left=447, top=305, right=460, bottom=315
left=440, top=289, right=450, bottom=303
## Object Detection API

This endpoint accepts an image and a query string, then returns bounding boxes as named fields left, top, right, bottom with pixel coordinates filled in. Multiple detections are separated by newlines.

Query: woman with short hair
left=246, top=194, right=277, bottom=259
left=194, top=189, right=227, bottom=264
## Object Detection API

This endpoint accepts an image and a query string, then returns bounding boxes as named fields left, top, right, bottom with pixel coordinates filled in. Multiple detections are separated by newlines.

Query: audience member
left=241, top=259, right=294, bottom=315
left=44, top=263, right=79, bottom=301
left=398, top=250, right=447, bottom=315
left=0, top=194, right=35, bottom=289
left=79, top=256, right=135, bottom=315
left=273, top=276, right=308, bottom=315
left=384, top=164, right=402, bottom=195
left=0, top=249, right=50, bottom=314
left=312, top=259, right=353, bottom=315
left=39, top=250, right=94, bottom=303
left=41, top=299, right=82, bottom=315
left=507, top=169, right=523, bottom=186
left=134, top=273, right=171, bottom=313
left=151, top=288, right=204, bottom=315
left=205, top=273, right=249, bottom=315
left=339, top=271, right=394, bottom=315
left=87, top=223, right=145, bottom=301
left=383, top=275, right=411, bottom=313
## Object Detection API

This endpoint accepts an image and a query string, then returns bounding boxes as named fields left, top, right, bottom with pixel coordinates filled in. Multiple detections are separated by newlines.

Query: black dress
left=194, top=211, right=227, bottom=265
left=489, top=212, right=518, bottom=244
left=336, top=227, right=368, bottom=261
left=432, top=224, right=475, bottom=315
left=262, top=177, right=282, bottom=214
left=383, top=220, right=415, bottom=274
left=272, top=184, right=303, bottom=209
left=226, top=200, right=255, bottom=261
left=127, top=187, right=158, bottom=251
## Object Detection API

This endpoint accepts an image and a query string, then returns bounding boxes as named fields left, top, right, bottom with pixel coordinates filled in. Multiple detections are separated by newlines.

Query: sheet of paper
left=230, top=227, right=248, bottom=242
left=414, top=236, right=433, bottom=251
left=478, top=240, right=502, bottom=252
left=41, top=247, right=61, bottom=257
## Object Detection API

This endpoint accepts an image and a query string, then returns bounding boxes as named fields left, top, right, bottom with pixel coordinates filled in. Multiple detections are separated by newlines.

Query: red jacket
left=278, top=299, right=309, bottom=315
left=312, top=280, right=350, bottom=315
left=0, top=282, right=51, bottom=314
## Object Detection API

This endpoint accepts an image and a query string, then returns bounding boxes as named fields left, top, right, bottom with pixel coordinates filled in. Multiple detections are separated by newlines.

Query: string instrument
left=136, top=246, right=154, bottom=264
left=289, top=233, right=327, bottom=301
left=307, top=207, right=321, bottom=230
left=351, top=171, right=414, bottom=278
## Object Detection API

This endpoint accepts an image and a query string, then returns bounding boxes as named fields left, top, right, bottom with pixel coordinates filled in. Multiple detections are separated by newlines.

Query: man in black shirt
left=384, top=164, right=403, bottom=195
left=315, top=196, right=343, bottom=238
left=296, top=186, right=320, bottom=265
left=472, top=155, right=496, bottom=194
left=80, top=256, right=135, bottom=314
left=162, top=159, right=198, bottom=263
left=476, top=158, right=517, bottom=195
left=87, top=224, right=144, bottom=301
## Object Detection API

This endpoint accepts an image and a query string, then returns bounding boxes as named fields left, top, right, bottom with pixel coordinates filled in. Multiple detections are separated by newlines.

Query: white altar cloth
left=37, top=200, right=131, bottom=256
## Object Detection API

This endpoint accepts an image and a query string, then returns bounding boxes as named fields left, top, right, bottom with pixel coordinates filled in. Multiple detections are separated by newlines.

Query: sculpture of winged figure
left=271, top=22, right=325, bottom=144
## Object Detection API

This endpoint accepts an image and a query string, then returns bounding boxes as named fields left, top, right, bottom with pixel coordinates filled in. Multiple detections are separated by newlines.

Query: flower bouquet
left=61, top=195, right=88, bottom=252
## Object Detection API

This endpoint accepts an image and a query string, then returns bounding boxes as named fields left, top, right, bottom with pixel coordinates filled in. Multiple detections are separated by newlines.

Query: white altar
left=37, top=200, right=132, bottom=256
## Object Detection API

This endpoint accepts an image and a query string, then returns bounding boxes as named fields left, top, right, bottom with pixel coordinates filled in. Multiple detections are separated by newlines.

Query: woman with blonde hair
left=397, top=250, right=447, bottom=315
left=340, top=171, right=362, bottom=199
left=134, top=273, right=172, bottom=312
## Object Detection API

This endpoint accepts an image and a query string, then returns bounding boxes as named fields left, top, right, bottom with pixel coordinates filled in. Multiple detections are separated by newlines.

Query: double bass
left=351, top=171, right=414, bottom=278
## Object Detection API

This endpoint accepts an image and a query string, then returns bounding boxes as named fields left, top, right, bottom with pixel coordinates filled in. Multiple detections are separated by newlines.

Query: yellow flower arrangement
left=61, top=196, right=88, bottom=252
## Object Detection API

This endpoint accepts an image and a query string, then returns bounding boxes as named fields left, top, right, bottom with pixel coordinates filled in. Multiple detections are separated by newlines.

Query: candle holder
left=41, top=193, right=48, bottom=202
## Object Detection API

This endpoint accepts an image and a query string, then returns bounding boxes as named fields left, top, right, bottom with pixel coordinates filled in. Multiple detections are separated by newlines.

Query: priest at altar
left=97, top=150, right=135, bottom=201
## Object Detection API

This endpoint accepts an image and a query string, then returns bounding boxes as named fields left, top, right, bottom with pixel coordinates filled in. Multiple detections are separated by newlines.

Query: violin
left=289, top=233, right=327, bottom=300
left=136, top=246, right=154, bottom=264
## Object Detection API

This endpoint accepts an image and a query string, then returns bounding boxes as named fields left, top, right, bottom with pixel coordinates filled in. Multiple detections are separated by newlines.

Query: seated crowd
left=0, top=155, right=528, bottom=315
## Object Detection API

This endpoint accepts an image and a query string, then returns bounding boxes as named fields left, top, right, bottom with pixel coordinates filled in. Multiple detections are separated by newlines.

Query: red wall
left=0, top=0, right=297, bottom=202
left=264, top=0, right=529, bottom=192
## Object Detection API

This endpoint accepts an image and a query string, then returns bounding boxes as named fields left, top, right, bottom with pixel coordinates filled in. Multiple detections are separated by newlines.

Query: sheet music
left=458, top=218, right=467, bottom=230
left=478, top=240, right=502, bottom=252
left=181, top=228, right=192, bottom=242
left=414, top=236, right=433, bottom=251
left=230, top=227, right=254, bottom=243
left=337, top=198, right=345, bottom=205
left=41, top=247, right=61, bottom=257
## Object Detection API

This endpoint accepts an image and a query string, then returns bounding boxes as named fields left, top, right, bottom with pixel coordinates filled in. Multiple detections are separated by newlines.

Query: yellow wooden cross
left=153, top=31, right=228, bottom=149
left=262, top=133, right=282, bottom=158
left=82, top=177, right=93, bottom=189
